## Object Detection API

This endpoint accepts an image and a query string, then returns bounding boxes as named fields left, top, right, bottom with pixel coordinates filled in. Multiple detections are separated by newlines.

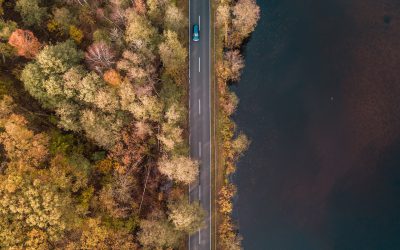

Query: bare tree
left=85, top=42, right=116, bottom=73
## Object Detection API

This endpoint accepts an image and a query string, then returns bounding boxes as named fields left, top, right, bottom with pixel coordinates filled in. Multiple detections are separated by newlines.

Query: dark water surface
left=233, top=0, right=400, bottom=249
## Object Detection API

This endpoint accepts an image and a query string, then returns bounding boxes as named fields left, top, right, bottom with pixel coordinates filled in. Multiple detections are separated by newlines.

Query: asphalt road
left=188, top=0, right=211, bottom=249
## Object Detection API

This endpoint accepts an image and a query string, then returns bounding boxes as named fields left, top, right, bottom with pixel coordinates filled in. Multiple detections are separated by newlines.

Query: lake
left=232, top=0, right=400, bottom=249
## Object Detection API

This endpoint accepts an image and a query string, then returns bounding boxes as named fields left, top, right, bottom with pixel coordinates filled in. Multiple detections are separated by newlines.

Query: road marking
left=199, top=229, right=201, bottom=244
left=199, top=141, right=202, bottom=157
left=199, top=16, right=201, bottom=30
left=199, top=185, right=201, bottom=200
left=198, top=99, right=201, bottom=114
left=199, top=57, right=201, bottom=72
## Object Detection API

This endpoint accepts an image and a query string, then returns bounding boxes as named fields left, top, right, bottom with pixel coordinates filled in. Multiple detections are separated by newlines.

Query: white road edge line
left=199, top=57, right=201, bottom=72
left=199, top=141, right=202, bottom=157
left=199, top=229, right=201, bottom=244
left=199, top=99, right=201, bottom=114
left=199, top=185, right=201, bottom=200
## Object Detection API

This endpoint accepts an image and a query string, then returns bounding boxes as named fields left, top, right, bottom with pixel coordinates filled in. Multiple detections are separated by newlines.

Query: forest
left=0, top=0, right=203, bottom=248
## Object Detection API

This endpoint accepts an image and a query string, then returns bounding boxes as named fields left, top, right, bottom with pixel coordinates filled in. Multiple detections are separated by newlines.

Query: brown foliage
left=110, top=123, right=151, bottom=170
left=217, top=50, right=244, bottom=83
left=98, top=172, right=139, bottom=218
left=134, top=0, right=147, bottom=15
left=218, top=183, right=236, bottom=214
left=8, top=29, right=41, bottom=58
left=218, top=216, right=242, bottom=250
left=230, top=0, right=260, bottom=47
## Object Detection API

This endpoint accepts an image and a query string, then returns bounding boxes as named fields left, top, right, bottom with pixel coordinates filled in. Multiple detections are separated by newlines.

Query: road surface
left=188, top=0, right=212, bottom=249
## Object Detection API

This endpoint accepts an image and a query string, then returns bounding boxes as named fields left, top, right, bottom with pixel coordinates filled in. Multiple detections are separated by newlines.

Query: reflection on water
left=233, top=0, right=400, bottom=249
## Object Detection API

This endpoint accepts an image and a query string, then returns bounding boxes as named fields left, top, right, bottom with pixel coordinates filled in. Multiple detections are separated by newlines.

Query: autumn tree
left=0, top=113, right=49, bottom=168
left=217, top=50, right=244, bottom=82
left=159, top=30, right=187, bottom=84
left=80, top=109, right=124, bottom=149
left=216, top=3, right=231, bottom=42
left=131, top=94, right=163, bottom=122
left=134, top=0, right=146, bottom=15
left=15, top=0, right=47, bottom=27
left=69, top=25, right=84, bottom=44
left=0, top=170, right=71, bottom=248
left=168, top=199, right=205, bottom=234
left=158, top=156, right=199, bottom=184
left=21, top=40, right=83, bottom=108
left=65, top=218, right=137, bottom=249
left=146, top=0, right=166, bottom=25
left=49, top=154, right=89, bottom=194
left=110, top=122, right=151, bottom=169
left=232, top=133, right=250, bottom=157
left=103, top=68, right=122, bottom=86
left=138, top=215, right=181, bottom=249
left=157, top=103, right=186, bottom=153
left=158, top=122, right=183, bottom=152
left=8, top=29, right=41, bottom=58
left=0, top=115, right=48, bottom=167
left=125, top=11, right=158, bottom=50
left=218, top=217, right=242, bottom=250
left=221, top=91, right=239, bottom=116
left=218, top=183, right=236, bottom=214
left=231, top=0, right=260, bottom=47
left=164, top=4, right=186, bottom=32
left=117, top=50, right=156, bottom=83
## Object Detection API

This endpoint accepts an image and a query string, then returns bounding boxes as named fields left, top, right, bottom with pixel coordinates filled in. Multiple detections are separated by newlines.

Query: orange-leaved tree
left=8, top=29, right=41, bottom=58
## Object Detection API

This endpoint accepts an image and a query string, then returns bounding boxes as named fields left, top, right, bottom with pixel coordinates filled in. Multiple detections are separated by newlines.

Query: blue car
left=192, top=24, right=200, bottom=42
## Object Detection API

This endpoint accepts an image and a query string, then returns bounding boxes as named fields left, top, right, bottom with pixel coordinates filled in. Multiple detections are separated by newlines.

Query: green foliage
left=15, top=0, right=47, bottom=27
left=93, top=29, right=111, bottom=44
left=0, top=74, right=14, bottom=97
left=52, top=7, right=75, bottom=32
left=77, top=186, right=94, bottom=213
left=160, top=74, right=185, bottom=107
left=0, top=0, right=3, bottom=16
left=102, top=214, right=139, bottom=232
left=49, top=130, right=84, bottom=156
left=36, top=40, right=83, bottom=75
left=0, top=42, right=15, bottom=63
left=21, top=40, right=83, bottom=108
left=159, top=30, right=187, bottom=84
left=0, top=19, right=17, bottom=40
